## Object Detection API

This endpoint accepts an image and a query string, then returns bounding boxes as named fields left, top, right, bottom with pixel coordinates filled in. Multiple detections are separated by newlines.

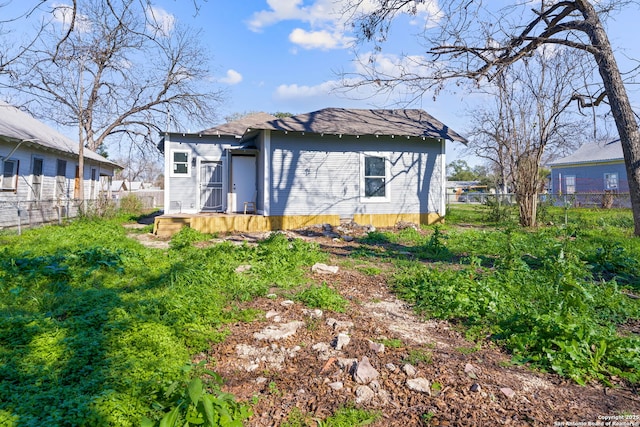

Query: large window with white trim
left=171, top=150, right=190, bottom=176
left=1, top=159, right=18, bottom=191
left=362, top=154, right=388, bottom=200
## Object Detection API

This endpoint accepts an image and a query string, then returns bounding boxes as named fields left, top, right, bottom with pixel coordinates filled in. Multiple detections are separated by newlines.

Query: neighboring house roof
left=128, top=181, right=145, bottom=191
left=549, top=139, right=623, bottom=167
left=0, top=100, right=120, bottom=168
left=201, top=112, right=279, bottom=137
left=111, top=180, right=127, bottom=192
left=248, top=108, right=468, bottom=143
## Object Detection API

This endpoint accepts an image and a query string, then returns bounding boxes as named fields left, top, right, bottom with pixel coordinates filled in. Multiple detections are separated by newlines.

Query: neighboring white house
left=158, top=108, right=467, bottom=233
left=0, top=101, right=120, bottom=229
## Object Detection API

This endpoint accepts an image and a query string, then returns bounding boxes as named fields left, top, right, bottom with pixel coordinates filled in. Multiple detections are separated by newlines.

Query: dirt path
left=129, top=227, right=640, bottom=426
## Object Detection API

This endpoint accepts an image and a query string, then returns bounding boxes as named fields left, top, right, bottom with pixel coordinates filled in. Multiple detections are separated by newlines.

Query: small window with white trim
left=171, top=150, right=190, bottom=176
left=1, top=159, right=18, bottom=191
left=565, top=175, right=576, bottom=195
left=604, top=173, right=618, bottom=190
left=361, top=154, right=388, bottom=201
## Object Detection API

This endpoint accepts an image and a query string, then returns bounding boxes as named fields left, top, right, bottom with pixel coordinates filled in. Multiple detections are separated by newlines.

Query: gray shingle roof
left=201, top=112, right=278, bottom=137
left=549, top=139, right=623, bottom=166
left=249, top=108, right=468, bottom=143
left=0, top=101, right=119, bottom=168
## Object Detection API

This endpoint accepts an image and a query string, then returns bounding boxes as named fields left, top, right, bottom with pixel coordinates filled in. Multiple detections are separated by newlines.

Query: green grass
left=282, top=405, right=380, bottom=427
left=294, top=283, right=349, bottom=313
left=378, top=338, right=404, bottom=349
left=0, top=217, right=325, bottom=426
left=1, top=205, right=639, bottom=427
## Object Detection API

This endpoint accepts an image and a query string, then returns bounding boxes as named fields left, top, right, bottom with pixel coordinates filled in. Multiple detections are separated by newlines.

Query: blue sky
left=150, top=0, right=475, bottom=129
left=4, top=1, right=640, bottom=163
left=148, top=0, right=640, bottom=158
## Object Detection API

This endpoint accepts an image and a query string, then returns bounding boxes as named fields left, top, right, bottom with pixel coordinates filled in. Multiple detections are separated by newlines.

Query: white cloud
left=248, top=0, right=441, bottom=51
left=288, top=28, right=353, bottom=50
left=274, top=80, right=340, bottom=100
left=247, top=0, right=299, bottom=31
left=146, top=6, right=175, bottom=37
left=219, top=69, right=243, bottom=85
left=52, top=3, right=91, bottom=33
left=353, top=51, right=431, bottom=81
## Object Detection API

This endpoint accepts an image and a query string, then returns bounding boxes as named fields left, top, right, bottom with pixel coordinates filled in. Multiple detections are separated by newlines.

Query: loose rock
left=353, top=356, right=379, bottom=384
left=333, top=333, right=351, bottom=350
left=368, top=340, right=385, bottom=353
left=355, top=385, right=375, bottom=405
left=406, top=378, right=431, bottom=395
left=311, top=263, right=339, bottom=274
left=302, top=308, right=323, bottom=318
left=235, top=264, right=252, bottom=273
left=253, top=321, right=305, bottom=341
left=402, top=364, right=417, bottom=377
left=327, top=381, right=343, bottom=391
left=500, top=387, right=516, bottom=398
left=326, top=318, right=354, bottom=332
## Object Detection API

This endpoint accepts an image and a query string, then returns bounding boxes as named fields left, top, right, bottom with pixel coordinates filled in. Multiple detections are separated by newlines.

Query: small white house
left=158, top=108, right=467, bottom=234
left=0, top=101, right=120, bottom=228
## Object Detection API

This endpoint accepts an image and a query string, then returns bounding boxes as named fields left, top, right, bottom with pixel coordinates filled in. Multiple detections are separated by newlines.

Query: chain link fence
left=447, top=192, right=631, bottom=209
left=0, top=190, right=163, bottom=233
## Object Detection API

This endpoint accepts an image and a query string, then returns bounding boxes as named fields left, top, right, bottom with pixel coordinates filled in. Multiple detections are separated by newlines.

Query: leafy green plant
left=483, top=195, right=513, bottom=223
left=586, top=241, right=640, bottom=289
left=294, top=283, right=348, bottom=313
left=356, top=265, right=383, bottom=276
left=143, top=375, right=251, bottom=427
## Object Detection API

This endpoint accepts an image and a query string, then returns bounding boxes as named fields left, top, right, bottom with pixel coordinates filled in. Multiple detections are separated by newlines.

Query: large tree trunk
left=582, top=3, right=640, bottom=236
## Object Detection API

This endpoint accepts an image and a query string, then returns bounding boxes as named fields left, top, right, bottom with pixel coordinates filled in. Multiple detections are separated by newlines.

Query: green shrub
left=119, top=193, right=144, bottom=215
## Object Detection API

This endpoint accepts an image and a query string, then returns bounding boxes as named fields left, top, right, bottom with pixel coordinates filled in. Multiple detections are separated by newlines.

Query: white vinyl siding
left=269, top=134, right=443, bottom=217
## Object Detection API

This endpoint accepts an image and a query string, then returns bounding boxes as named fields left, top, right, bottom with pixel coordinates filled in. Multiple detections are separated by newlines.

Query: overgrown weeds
left=0, top=220, right=325, bottom=426
left=391, top=221, right=640, bottom=385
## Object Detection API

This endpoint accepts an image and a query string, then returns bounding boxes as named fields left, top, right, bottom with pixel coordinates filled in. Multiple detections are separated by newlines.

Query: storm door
left=200, top=161, right=223, bottom=211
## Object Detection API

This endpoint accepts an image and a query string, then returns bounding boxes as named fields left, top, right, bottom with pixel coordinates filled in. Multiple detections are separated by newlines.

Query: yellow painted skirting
left=353, top=213, right=444, bottom=228
left=190, top=214, right=341, bottom=234
left=154, top=212, right=444, bottom=237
